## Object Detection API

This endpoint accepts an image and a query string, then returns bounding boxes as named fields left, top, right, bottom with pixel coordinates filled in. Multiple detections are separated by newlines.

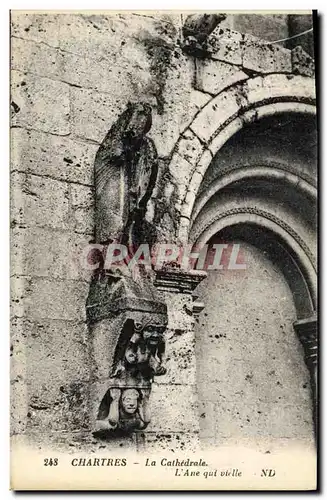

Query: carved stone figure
left=182, top=13, right=226, bottom=42
left=111, top=321, right=166, bottom=380
left=95, top=387, right=151, bottom=435
left=94, top=102, right=158, bottom=246
left=90, top=104, right=168, bottom=437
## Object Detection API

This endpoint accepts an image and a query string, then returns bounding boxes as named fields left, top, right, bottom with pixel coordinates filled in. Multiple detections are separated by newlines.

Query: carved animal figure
left=182, top=13, right=226, bottom=43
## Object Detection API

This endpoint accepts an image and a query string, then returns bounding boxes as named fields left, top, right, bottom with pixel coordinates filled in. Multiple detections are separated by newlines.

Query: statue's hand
left=94, top=419, right=112, bottom=432
left=110, top=388, right=121, bottom=400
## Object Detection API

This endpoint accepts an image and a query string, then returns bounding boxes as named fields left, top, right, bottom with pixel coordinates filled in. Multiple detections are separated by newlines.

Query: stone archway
left=166, top=73, right=316, bottom=243
left=166, top=85, right=317, bottom=449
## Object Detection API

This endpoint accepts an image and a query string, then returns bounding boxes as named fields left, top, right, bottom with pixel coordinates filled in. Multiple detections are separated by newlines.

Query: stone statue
left=94, top=102, right=158, bottom=246
left=111, top=321, right=166, bottom=380
left=90, top=107, right=168, bottom=438
left=95, top=387, right=151, bottom=434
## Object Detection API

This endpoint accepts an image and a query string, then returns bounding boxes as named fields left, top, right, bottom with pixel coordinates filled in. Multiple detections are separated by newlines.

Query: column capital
left=154, top=268, right=207, bottom=294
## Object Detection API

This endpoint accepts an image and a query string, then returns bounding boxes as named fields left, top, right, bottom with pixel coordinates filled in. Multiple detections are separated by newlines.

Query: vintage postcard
left=10, top=10, right=318, bottom=490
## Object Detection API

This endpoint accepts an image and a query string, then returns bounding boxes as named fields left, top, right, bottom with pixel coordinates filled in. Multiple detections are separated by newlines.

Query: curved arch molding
left=166, top=73, right=316, bottom=242
left=192, top=207, right=317, bottom=309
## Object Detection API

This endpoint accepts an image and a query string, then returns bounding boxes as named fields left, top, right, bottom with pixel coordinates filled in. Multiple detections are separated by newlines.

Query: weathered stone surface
left=214, top=401, right=314, bottom=439
left=11, top=36, right=152, bottom=97
left=12, top=317, right=90, bottom=399
left=26, top=380, right=90, bottom=433
left=190, top=87, right=244, bottom=143
left=292, top=46, right=315, bottom=77
left=184, top=90, right=212, bottom=128
left=167, top=152, right=194, bottom=207
left=230, top=13, right=289, bottom=43
left=198, top=400, right=215, bottom=439
left=244, top=74, right=315, bottom=106
left=70, top=184, right=94, bottom=235
left=70, top=87, right=127, bottom=143
left=196, top=59, right=248, bottom=95
left=10, top=377, right=27, bottom=435
left=138, top=432, right=199, bottom=452
left=11, top=12, right=62, bottom=46
left=174, top=129, right=204, bottom=167
left=206, top=28, right=243, bottom=65
left=11, top=172, right=71, bottom=231
left=11, top=71, right=70, bottom=135
left=155, top=328, right=196, bottom=386
left=195, top=242, right=315, bottom=446
left=149, top=383, right=199, bottom=433
left=10, top=128, right=97, bottom=186
left=242, top=34, right=292, bottom=74
left=164, top=292, right=195, bottom=331
left=11, top=226, right=92, bottom=281
left=11, top=36, right=61, bottom=80
left=148, top=51, right=195, bottom=157
left=12, top=277, right=88, bottom=322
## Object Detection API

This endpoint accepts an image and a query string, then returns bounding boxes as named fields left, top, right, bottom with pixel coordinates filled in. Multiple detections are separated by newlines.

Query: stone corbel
left=87, top=272, right=168, bottom=437
left=293, top=315, right=318, bottom=430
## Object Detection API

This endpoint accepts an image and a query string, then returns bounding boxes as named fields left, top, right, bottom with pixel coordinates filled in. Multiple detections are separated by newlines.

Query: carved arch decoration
left=165, top=73, right=316, bottom=243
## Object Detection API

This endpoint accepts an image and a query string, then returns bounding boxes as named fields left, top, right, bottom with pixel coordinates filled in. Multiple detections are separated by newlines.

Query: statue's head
left=124, top=344, right=138, bottom=365
left=121, top=388, right=139, bottom=414
left=123, top=102, right=152, bottom=145
left=142, top=324, right=165, bottom=343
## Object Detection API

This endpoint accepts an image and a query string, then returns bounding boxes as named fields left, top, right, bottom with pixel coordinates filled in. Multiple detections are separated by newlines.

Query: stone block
left=10, top=276, right=29, bottom=319
left=11, top=12, right=61, bottom=46
left=206, top=28, right=243, bottom=65
left=214, top=401, right=314, bottom=440
left=292, top=46, right=315, bottom=77
left=196, top=59, right=248, bottom=96
left=11, top=226, right=93, bottom=281
left=10, top=128, right=97, bottom=186
left=11, top=317, right=90, bottom=400
left=11, top=172, right=71, bottom=231
left=11, top=71, right=70, bottom=135
left=11, top=36, right=61, bottom=81
left=190, top=88, right=243, bottom=143
left=167, top=152, right=193, bottom=206
left=156, top=328, right=196, bottom=386
left=181, top=90, right=212, bottom=131
left=149, top=383, right=199, bottom=433
left=13, top=277, right=88, bottom=322
left=70, top=87, right=127, bottom=143
left=148, top=51, right=195, bottom=157
left=198, top=400, right=215, bottom=439
left=242, top=34, right=292, bottom=74
left=10, top=377, right=28, bottom=435
left=138, top=432, right=199, bottom=452
left=174, top=129, right=204, bottom=168
left=26, top=380, right=90, bottom=433
left=164, top=292, right=195, bottom=331
left=70, top=184, right=95, bottom=235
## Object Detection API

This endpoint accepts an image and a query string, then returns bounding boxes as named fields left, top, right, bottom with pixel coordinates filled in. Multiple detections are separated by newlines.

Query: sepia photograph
left=9, top=9, right=318, bottom=490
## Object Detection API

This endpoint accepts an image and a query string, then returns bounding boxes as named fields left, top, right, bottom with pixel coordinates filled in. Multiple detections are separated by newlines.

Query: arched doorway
left=187, top=111, right=317, bottom=451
